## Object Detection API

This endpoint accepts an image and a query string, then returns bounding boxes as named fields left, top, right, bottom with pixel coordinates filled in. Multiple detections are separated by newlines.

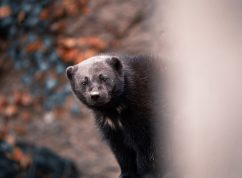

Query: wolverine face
left=66, top=55, right=124, bottom=108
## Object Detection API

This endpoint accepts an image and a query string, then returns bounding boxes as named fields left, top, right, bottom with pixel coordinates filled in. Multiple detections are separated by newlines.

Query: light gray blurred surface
left=153, top=0, right=242, bottom=177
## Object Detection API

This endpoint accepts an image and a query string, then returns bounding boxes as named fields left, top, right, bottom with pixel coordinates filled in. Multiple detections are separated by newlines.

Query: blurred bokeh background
left=0, top=0, right=154, bottom=177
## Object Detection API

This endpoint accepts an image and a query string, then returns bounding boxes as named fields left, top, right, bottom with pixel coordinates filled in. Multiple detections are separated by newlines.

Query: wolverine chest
left=97, top=105, right=126, bottom=130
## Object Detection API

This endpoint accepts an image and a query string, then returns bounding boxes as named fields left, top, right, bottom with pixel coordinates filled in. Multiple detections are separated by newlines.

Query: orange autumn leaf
left=62, top=0, right=81, bottom=16
left=26, top=41, right=43, bottom=53
left=53, top=6, right=65, bottom=18
left=13, top=91, right=22, bottom=105
left=51, top=21, right=66, bottom=32
left=54, top=107, right=65, bottom=117
left=76, top=37, right=107, bottom=50
left=64, top=48, right=79, bottom=60
left=5, top=105, right=18, bottom=117
left=20, top=92, right=33, bottom=106
left=18, top=11, right=26, bottom=23
left=0, top=6, right=12, bottom=19
left=12, top=148, right=24, bottom=161
left=39, top=8, right=50, bottom=20
left=86, top=37, right=107, bottom=50
left=74, top=52, right=85, bottom=63
left=75, top=49, right=98, bottom=64
left=14, top=125, right=27, bottom=136
left=58, top=37, right=77, bottom=48
left=76, top=37, right=87, bottom=46
left=5, top=134, right=16, bottom=145
left=20, top=111, right=31, bottom=122
left=0, top=127, right=8, bottom=140
left=57, top=47, right=79, bottom=62
left=81, top=6, right=89, bottom=15
left=11, top=147, right=31, bottom=168
left=79, top=0, right=90, bottom=14
left=66, top=4, right=79, bottom=16
left=82, top=49, right=98, bottom=59
left=58, top=36, right=108, bottom=51
left=0, top=95, right=8, bottom=112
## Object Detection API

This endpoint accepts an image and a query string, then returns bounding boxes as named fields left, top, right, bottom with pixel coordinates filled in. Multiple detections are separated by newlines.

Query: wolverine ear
left=106, top=56, right=122, bottom=75
left=66, top=66, right=75, bottom=80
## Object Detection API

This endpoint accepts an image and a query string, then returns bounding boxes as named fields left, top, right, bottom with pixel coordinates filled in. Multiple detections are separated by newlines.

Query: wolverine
left=66, top=54, right=161, bottom=178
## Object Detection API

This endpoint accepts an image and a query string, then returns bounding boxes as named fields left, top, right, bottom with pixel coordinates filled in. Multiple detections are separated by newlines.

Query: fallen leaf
left=76, top=37, right=87, bottom=46
left=51, top=21, right=66, bottom=32
left=14, top=125, right=27, bottom=136
left=5, top=105, right=18, bottom=117
left=54, top=106, right=65, bottom=117
left=84, top=48, right=98, bottom=57
left=20, top=111, right=31, bottom=122
left=18, top=11, right=26, bottom=23
left=26, top=40, right=43, bottom=53
left=75, top=49, right=98, bottom=64
left=11, top=147, right=31, bottom=168
left=86, top=37, right=107, bottom=50
left=39, top=8, right=49, bottom=20
left=0, top=6, right=12, bottom=19
left=5, top=134, right=15, bottom=145
left=58, top=37, right=77, bottom=48
left=0, top=95, right=8, bottom=113
left=58, top=47, right=79, bottom=62
left=63, top=0, right=79, bottom=16
left=13, top=91, right=22, bottom=105
left=0, top=126, right=8, bottom=140
left=80, top=0, right=90, bottom=14
left=20, top=92, right=33, bottom=106
left=53, top=6, right=65, bottom=18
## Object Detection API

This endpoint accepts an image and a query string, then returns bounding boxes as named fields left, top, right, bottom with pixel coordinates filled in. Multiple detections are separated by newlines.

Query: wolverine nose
left=90, top=91, right=100, bottom=100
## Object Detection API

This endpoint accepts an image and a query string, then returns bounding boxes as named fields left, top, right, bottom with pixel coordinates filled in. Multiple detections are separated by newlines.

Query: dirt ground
left=19, top=103, right=120, bottom=178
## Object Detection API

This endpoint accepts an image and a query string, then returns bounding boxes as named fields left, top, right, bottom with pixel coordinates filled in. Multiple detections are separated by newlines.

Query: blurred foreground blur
left=154, top=0, right=242, bottom=178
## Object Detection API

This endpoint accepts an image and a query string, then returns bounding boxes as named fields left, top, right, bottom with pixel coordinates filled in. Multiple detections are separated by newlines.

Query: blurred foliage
left=0, top=136, right=79, bottom=178
left=0, top=0, right=108, bottom=113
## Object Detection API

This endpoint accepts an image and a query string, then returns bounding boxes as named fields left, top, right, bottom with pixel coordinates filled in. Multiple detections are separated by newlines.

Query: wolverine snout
left=90, top=91, right=100, bottom=100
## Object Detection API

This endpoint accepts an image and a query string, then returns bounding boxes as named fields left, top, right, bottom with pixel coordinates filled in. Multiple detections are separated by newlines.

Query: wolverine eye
left=81, top=77, right=88, bottom=86
left=99, top=74, right=108, bottom=82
